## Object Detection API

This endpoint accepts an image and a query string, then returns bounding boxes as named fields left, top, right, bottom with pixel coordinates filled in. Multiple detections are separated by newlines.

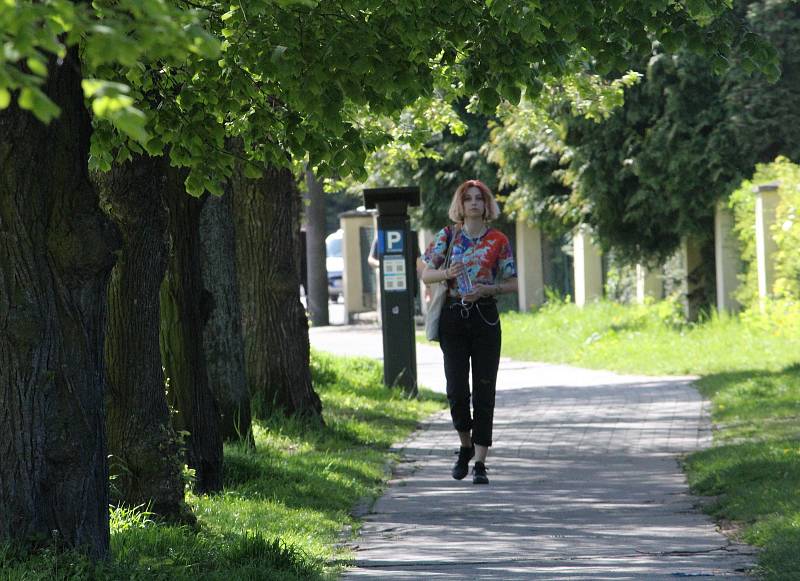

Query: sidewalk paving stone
left=309, top=325, right=757, bottom=580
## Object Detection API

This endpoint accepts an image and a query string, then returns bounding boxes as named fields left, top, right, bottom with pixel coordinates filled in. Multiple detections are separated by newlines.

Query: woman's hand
left=446, top=261, right=465, bottom=281
left=422, top=262, right=460, bottom=284
left=460, top=287, right=481, bottom=302
left=461, top=283, right=495, bottom=302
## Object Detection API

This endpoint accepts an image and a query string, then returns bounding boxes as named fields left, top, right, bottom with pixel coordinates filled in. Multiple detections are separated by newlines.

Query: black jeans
left=438, top=298, right=501, bottom=447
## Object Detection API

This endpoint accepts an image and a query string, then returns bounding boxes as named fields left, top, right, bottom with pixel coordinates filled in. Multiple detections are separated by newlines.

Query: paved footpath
left=310, top=325, right=757, bottom=580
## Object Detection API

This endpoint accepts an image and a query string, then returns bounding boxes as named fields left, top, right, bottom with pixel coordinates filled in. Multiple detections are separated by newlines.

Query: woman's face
left=463, top=186, right=485, bottom=219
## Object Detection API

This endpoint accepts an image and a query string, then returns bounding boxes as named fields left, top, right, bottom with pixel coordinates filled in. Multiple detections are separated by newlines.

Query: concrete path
left=309, top=325, right=757, bottom=579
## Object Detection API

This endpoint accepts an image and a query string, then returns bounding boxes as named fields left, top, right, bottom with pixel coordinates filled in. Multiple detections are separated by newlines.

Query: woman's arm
left=494, top=277, right=518, bottom=295
left=472, top=277, right=518, bottom=298
left=421, top=262, right=463, bottom=284
left=421, top=227, right=460, bottom=284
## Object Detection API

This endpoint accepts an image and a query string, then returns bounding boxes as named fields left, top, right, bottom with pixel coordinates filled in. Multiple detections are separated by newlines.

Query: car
left=326, top=229, right=344, bottom=302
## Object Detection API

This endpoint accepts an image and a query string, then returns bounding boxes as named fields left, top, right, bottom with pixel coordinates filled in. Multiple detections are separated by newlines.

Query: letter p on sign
left=385, top=230, right=404, bottom=253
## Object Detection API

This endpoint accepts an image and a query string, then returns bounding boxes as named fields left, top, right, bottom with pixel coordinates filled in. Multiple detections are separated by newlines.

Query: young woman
left=421, top=180, right=518, bottom=484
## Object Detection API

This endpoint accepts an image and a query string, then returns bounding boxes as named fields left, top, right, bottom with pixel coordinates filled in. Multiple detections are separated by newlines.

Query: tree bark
left=0, top=50, right=117, bottom=557
left=160, top=170, right=223, bottom=494
left=198, top=192, right=252, bottom=443
left=96, top=155, right=187, bottom=519
left=232, top=163, right=322, bottom=419
left=304, top=168, right=329, bottom=327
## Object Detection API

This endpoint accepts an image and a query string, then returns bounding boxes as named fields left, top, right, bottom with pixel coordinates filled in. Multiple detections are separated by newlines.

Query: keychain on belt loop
left=448, top=298, right=472, bottom=319
left=458, top=298, right=471, bottom=319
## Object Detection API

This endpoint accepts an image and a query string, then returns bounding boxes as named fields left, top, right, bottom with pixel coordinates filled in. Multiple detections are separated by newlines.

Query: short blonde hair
left=447, top=179, right=500, bottom=223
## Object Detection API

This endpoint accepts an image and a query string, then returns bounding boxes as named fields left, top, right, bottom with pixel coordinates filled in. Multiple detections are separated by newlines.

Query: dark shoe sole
left=472, top=475, right=489, bottom=484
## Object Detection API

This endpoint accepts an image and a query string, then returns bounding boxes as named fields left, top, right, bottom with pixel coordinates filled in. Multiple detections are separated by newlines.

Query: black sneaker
left=451, top=445, right=474, bottom=480
left=472, top=461, right=489, bottom=484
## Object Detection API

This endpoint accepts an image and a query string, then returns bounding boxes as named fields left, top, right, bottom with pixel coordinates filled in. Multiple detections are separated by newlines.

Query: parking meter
left=363, top=187, right=420, bottom=396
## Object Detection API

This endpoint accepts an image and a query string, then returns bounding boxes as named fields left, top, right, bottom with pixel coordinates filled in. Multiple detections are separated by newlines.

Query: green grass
left=685, top=366, right=800, bottom=579
left=499, top=299, right=800, bottom=375
left=491, top=299, right=800, bottom=579
left=1, top=351, right=446, bottom=580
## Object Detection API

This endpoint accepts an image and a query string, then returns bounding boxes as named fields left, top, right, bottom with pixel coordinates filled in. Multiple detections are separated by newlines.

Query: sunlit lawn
left=500, top=299, right=800, bottom=375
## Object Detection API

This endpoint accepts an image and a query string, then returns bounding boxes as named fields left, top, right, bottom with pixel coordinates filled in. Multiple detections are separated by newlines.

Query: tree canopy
left=2, top=0, right=778, bottom=197
left=476, top=0, right=792, bottom=264
left=0, top=1, right=217, bottom=125
left=566, top=0, right=798, bottom=264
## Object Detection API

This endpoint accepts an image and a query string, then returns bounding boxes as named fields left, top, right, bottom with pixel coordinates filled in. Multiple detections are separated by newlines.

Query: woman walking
left=421, top=180, right=518, bottom=484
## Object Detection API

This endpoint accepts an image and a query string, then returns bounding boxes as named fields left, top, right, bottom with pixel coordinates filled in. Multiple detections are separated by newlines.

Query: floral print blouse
left=423, top=226, right=517, bottom=298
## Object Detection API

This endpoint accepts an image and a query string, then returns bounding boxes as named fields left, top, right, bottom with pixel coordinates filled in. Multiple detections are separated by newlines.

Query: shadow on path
left=344, top=370, right=757, bottom=579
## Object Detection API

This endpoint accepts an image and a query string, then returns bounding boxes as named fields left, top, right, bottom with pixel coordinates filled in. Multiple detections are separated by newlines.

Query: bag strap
left=442, top=224, right=459, bottom=269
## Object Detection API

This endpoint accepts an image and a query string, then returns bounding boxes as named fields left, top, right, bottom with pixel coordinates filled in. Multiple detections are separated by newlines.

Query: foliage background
left=729, top=157, right=800, bottom=309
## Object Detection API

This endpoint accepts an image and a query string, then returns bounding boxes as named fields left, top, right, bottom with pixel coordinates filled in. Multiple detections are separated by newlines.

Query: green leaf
left=185, top=172, right=205, bottom=197
left=500, top=83, right=522, bottom=105
left=18, top=87, right=61, bottom=123
left=271, top=46, right=288, bottom=63
left=0, top=88, right=10, bottom=109
left=244, top=163, right=263, bottom=179
left=115, top=144, right=132, bottom=164
left=478, top=87, right=500, bottom=112
left=186, top=25, right=221, bottom=58
left=82, top=79, right=131, bottom=99
left=765, top=63, right=781, bottom=84
left=110, top=108, right=150, bottom=144
left=207, top=179, right=224, bottom=197
left=26, top=57, right=48, bottom=77
left=91, top=94, right=135, bottom=116
left=684, top=0, right=717, bottom=26
left=275, top=0, right=318, bottom=7
left=144, top=136, right=165, bottom=155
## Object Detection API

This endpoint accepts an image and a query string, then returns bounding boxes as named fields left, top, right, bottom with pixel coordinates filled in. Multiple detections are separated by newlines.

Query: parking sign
left=384, top=229, right=404, bottom=253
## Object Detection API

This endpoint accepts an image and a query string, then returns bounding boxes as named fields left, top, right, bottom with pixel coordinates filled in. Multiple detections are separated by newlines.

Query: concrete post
left=573, top=225, right=603, bottom=307
left=515, top=219, right=545, bottom=311
left=681, top=237, right=704, bottom=321
left=714, top=201, right=741, bottom=313
left=635, top=264, right=661, bottom=304
left=754, top=182, right=780, bottom=305
left=340, top=210, right=375, bottom=322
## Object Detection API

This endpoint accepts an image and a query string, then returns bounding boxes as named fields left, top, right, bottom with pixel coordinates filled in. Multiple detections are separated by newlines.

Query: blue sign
left=382, top=229, right=404, bottom=254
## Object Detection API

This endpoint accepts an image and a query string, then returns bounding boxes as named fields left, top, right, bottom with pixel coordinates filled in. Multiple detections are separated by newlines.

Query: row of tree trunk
left=1, top=54, right=322, bottom=557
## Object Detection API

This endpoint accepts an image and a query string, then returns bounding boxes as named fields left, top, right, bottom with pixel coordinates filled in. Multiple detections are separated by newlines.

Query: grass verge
left=493, top=299, right=800, bottom=579
left=685, top=366, right=800, bottom=579
left=500, top=299, right=800, bottom=375
left=1, top=350, right=446, bottom=580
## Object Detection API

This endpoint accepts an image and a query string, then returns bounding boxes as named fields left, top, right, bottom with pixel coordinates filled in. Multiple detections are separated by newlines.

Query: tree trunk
left=232, top=163, right=322, bottom=419
left=160, top=170, right=223, bottom=494
left=96, top=155, right=187, bottom=519
left=304, top=168, right=329, bottom=327
left=0, top=50, right=117, bottom=557
left=198, top=192, right=252, bottom=443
